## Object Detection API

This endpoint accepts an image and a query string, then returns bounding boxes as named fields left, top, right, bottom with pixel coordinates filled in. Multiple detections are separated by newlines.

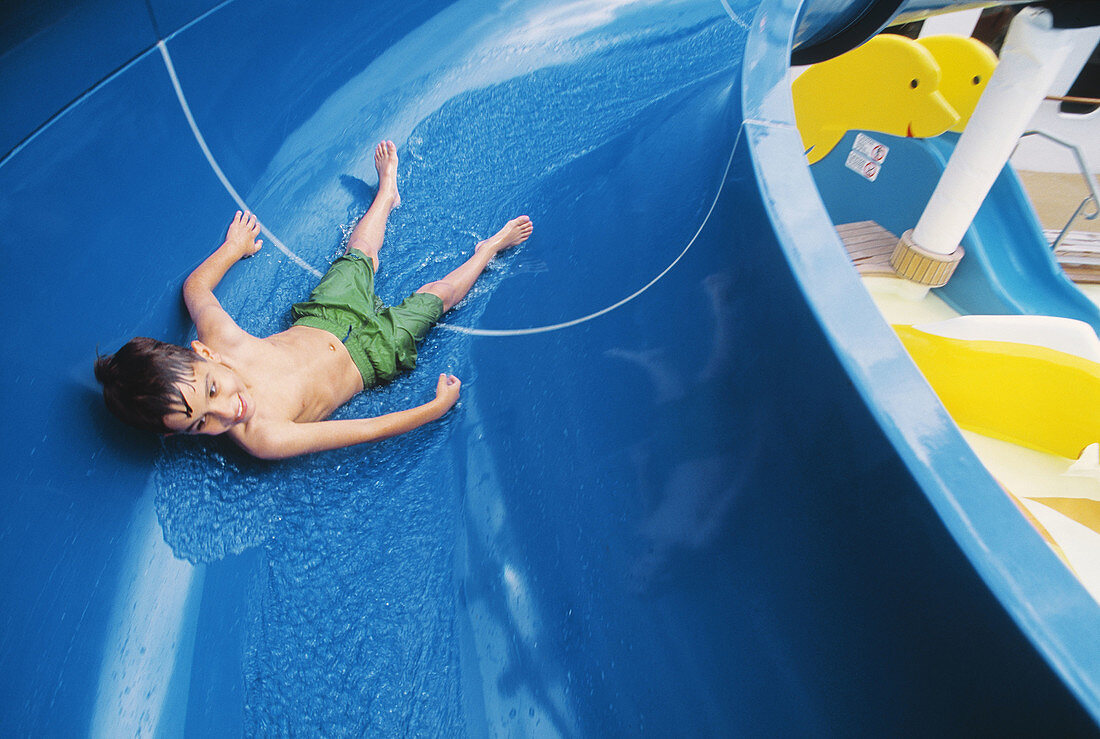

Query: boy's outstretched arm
left=184, top=210, right=264, bottom=344
left=242, top=374, right=461, bottom=460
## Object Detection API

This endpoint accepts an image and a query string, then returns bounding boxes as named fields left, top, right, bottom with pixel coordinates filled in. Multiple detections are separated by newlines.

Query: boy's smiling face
left=162, top=355, right=255, bottom=436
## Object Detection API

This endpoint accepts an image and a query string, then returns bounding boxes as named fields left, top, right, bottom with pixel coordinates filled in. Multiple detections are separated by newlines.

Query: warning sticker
left=852, top=133, right=889, bottom=164
left=845, top=150, right=881, bottom=182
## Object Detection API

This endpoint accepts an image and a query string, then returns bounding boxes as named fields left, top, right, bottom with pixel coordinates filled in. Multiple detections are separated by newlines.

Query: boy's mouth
left=235, top=394, right=246, bottom=423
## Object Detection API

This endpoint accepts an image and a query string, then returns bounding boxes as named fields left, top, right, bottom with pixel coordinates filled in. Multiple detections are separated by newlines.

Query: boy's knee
left=346, top=240, right=380, bottom=270
left=418, top=281, right=453, bottom=307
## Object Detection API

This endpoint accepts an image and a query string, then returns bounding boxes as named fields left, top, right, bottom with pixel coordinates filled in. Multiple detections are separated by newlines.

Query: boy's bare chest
left=234, top=328, right=363, bottom=424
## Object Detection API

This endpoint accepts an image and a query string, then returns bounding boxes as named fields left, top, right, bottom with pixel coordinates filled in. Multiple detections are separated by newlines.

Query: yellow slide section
left=895, top=324, right=1100, bottom=459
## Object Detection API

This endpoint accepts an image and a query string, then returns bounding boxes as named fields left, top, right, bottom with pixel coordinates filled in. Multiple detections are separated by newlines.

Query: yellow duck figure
left=916, top=35, right=999, bottom=133
left=792, top=34, right=959, bottom=164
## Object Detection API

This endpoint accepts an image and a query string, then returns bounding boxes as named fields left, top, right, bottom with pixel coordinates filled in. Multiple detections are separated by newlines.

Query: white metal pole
left=910, top=7, right=1076, bottom=257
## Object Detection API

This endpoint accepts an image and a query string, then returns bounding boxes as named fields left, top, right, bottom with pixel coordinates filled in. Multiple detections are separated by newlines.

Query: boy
left=95, top=141, right=533, bottom=459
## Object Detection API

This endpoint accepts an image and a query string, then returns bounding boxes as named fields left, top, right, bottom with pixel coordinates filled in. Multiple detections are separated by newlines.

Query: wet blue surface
left=3, top=0, right=1100, bottom=735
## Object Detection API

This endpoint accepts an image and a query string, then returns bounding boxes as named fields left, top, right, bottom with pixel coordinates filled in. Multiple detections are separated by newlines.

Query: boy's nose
left=214, top=395, right=238, bottom=420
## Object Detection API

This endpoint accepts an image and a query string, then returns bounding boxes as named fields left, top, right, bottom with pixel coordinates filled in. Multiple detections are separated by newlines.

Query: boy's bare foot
left=374, top=140, right=400, bottom=209
left=475, top=216, right=534, bottom=256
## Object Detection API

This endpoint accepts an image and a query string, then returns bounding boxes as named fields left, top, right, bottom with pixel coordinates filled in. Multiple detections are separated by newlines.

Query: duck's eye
left=972, top=75, right=981, bottom=85
left=910, top=79, right=919, bottom=89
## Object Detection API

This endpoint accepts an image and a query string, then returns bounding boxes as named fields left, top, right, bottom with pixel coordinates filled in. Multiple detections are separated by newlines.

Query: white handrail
left=1018, top=129, right=1100, bottom=250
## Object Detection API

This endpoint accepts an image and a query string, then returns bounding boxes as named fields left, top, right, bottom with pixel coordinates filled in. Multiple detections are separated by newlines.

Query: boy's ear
left=190, top=340, right=220, bottom=363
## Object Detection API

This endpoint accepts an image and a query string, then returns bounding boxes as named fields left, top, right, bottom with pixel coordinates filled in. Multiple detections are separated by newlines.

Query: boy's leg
left=346, top=141, right=401, bottom=271
left=417, top=216, right=533, bottom=311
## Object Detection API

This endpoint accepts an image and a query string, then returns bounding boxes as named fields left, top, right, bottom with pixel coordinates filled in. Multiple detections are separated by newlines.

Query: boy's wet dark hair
left=94, top=337, right=200, bottom=434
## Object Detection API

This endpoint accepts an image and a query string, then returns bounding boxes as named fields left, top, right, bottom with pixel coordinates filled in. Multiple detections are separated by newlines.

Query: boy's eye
left=209, top=382, right=217, bottom=397
left=197, top=415, right=207, bottom=431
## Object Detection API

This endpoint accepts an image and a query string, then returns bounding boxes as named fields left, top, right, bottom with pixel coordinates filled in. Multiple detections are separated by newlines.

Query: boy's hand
left=225, top=210, right=264, bottom=259
left=434, top=373, right=461, bottom=413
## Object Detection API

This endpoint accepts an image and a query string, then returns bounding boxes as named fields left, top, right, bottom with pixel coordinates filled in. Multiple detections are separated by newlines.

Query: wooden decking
left=834, top=221, right=900, bottom=277
left=835, top=220, right=1100, bottom=284
left=1050, top=230, right=1100, bottom=284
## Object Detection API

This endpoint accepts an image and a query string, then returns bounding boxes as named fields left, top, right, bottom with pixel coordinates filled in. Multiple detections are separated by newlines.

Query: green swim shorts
left=290, top=251, right=444, bottom=388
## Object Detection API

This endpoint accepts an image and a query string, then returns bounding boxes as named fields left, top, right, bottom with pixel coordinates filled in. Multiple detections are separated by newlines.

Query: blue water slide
left=3, top=0, right=1099, bottom=735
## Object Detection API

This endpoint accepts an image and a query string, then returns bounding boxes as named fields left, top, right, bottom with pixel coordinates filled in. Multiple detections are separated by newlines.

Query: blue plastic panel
left=160, top=0, right=449, bottom=200
left=791, top=0, right=1011, bottom=62
left=0, top=48, right=242, bottom=735
left=2, top=0, right=1099, bottom=734
left=0, top=0, right=156, bottom=158
left=146, top=0, right=224, bottom=37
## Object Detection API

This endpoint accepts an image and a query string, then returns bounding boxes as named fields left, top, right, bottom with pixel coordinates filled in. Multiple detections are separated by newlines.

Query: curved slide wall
left=2, top=0, right=1099, bottom=735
